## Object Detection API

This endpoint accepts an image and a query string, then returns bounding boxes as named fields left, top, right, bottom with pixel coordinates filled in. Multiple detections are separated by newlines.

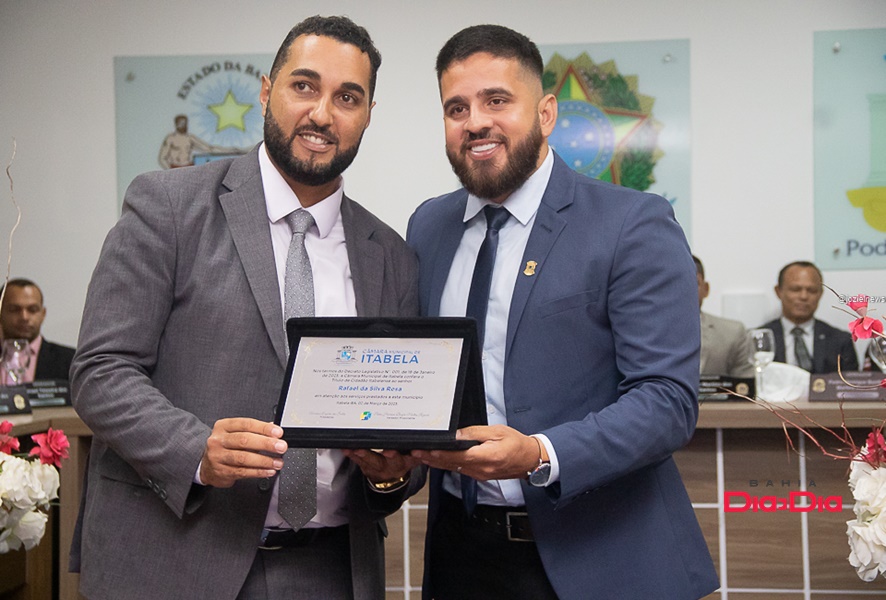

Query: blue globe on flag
left=548, top=101, right=616, bottom=179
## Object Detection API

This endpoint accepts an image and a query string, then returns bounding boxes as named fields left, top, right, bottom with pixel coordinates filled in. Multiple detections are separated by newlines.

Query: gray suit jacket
left=70, top=147, right=419, bottom=600
left=700, top=312, right=754, bottom=377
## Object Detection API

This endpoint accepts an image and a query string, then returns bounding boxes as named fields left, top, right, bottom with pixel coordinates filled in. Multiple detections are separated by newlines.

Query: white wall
left=0, top=0, right=884, bottom=346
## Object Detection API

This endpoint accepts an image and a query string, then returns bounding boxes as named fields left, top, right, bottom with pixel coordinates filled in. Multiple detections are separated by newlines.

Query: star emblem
left=208, top=90, right=253, bottom=132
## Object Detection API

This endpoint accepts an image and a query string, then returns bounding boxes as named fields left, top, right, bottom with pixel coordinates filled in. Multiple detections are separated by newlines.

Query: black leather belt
left=441, top=492, right=534, bottom=542
left=259, top=525, right=347, bottom=550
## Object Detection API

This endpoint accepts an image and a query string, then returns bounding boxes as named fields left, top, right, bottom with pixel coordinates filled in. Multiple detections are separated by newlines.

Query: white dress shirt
left=439, top=148, right=559, bottom=507
left=260, top=142, right=356, bottom=528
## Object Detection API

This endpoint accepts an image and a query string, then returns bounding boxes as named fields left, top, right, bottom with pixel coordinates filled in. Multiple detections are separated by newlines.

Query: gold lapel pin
left=523, top=260, right=537, bottom=276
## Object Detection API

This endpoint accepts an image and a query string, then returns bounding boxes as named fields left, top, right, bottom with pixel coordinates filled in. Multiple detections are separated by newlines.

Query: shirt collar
left=259, top=142, right=344, bottom=238
left=462, top=147, right=554, bottom=225
left=781, top=316, right=814, bottom=335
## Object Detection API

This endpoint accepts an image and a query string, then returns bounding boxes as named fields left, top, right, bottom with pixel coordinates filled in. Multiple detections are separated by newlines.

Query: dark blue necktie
left=461, top=204, right=510, bottom=515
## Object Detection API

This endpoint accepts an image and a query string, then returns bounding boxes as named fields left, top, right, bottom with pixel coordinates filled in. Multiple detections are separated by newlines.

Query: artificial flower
left=848, top=520, right=886, bottom=582
left=848, top=296, right=870, bottom=317
left=0, top=423, right=66, bottom=554
left=849, top=316, right=884, bottom=342
left=861, top=430, right=886, bottom=468
left=4, top=508, right=48, bottom=552
left=0, top=453, right=39, bottom=510
left=0, top=421, right=19, bottom=455
left=29, top=427, right=69, bottom=468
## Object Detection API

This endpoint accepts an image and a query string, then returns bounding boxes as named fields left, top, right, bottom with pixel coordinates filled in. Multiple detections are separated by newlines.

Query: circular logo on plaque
left=812, top=378, right=827, bottom=393
left=13, top=394, right=26, bottom=410
left=736, top=382, right=749, bottom=396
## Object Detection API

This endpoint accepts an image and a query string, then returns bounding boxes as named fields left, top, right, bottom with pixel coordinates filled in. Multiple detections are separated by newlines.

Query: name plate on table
left=699, top=375, right=755, bottom=402
left=275, top=317, right=486, bottom=450
left=26, top=380, right=71, bottom=408
left=0, top=386, right=32, bottom=414
left=809, top=372, right=886, bottom=402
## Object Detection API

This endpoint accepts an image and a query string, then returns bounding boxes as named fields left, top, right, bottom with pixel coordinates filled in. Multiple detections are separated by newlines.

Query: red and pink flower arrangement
left=0, top=420, right=69, bottom=553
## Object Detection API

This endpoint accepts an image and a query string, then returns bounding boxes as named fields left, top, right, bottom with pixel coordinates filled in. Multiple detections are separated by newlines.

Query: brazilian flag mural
left=539, top=41, right=690, bottom=235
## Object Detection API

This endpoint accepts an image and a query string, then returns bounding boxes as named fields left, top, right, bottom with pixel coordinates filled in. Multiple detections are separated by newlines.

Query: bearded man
left=406, top=24, right=719, bottom=600
left=70, top=15, right=420, bottom=600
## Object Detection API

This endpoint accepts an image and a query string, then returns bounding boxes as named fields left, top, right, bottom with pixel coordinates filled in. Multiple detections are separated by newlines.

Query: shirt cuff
left=531, top=434, right=559, bottom=485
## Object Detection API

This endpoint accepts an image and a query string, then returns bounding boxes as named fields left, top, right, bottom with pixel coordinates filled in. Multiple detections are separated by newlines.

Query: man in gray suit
left=71, top=16, right=419, bottom=600
left=693, top=256, right=754, bottom=378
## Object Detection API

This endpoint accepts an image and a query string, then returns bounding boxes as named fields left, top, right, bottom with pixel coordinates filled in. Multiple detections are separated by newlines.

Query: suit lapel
left=700, top=313, right=711, bottom=373
left=427, top=192, right=469, bottom=317
left=505, top=155, right=572, bottom=360
left=341, top=196, right=384, bottom=317
left=218, top=149, right=287, bottom=367
left=812, top=320, right=827, bottom=373
left=771, top=321, right=786, bottom=363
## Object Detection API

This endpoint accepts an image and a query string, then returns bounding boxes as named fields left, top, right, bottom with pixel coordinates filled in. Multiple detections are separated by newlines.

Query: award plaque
left=275, top=317, right=487, bottom=449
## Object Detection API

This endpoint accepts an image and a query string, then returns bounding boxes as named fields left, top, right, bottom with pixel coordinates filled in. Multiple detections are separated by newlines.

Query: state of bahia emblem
left=543, top=54, right=663, bottom=191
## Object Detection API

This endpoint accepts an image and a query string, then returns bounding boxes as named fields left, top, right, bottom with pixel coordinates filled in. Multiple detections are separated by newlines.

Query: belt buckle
left=259, top=529, right=284, bottom=551
left=505, top=511, right=532, bottom=542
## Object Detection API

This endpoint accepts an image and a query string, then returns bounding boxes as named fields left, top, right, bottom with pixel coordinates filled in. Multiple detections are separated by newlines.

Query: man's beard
left=263, top=103, right=362, bottom=187
left=446, top=119, right=544, bottom=201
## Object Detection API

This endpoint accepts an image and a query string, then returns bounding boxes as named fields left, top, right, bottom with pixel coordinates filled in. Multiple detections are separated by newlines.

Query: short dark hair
left=0, top=278, right=43, bottom=304
left=436, top=24, right=543, bottom=83
left=692, top=255, right=704, bottom=279
left=777, top=261, right=823, bottom=288
left=269, top=15, right=382, bottom=100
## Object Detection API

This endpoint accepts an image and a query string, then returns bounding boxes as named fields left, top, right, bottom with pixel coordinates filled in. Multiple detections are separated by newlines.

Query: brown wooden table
left=9, top=401, right=886, bottom=600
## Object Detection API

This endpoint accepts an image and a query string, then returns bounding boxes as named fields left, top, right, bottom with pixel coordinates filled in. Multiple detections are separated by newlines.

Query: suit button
left=158, top=489, right=168, bottom=500
left=258, top=478, right=272, bottom=492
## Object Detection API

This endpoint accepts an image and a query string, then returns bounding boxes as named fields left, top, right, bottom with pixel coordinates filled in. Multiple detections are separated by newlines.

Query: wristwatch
left=527, top=437, right=552, bottom=487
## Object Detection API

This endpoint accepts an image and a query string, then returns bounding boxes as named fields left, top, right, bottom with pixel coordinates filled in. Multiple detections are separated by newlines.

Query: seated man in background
left=0, top=277, right=76, bottom=382
left=694, top=256, right=754, bottom=378
left=760, top=261, right=858, bottom=374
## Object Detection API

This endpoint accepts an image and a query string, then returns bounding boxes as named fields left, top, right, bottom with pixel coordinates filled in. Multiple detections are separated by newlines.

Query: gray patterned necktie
left=278, top=208, right=317, bottom=530
left=792, top=326, right=813, bottom=372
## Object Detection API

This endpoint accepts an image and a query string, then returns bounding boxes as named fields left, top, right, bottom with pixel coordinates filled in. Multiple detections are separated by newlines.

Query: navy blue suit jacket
left=407, top=154, right=718, bottom=600
left=35, top=338, right=75, bottom=381
left=761, top=318, right=858, bottom=373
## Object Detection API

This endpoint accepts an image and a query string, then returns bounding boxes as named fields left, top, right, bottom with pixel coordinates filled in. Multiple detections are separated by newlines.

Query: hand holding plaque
left=275, top=317, right=487, bottom=450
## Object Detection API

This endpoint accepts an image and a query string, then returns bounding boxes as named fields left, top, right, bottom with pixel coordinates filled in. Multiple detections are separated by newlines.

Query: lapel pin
left=523, top=261, right=537, bottom=276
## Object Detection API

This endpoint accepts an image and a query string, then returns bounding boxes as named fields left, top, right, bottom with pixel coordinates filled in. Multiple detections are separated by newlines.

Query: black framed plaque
left=275, top=317, right=487, bottom=449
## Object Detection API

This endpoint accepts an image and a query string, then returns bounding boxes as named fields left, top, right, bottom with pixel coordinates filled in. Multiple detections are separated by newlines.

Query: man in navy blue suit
left=760, top=261, right=858, bottom=374
left=408, top=25, right=718, bottom=600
